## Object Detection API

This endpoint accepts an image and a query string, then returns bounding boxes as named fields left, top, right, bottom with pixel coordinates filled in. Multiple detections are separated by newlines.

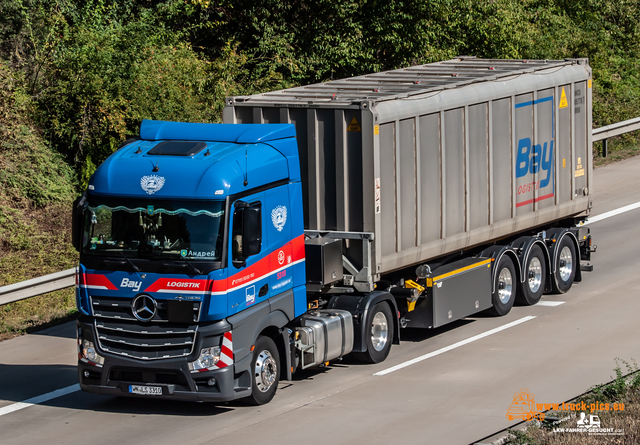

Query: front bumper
left=77, top=317, right=252, bottom=402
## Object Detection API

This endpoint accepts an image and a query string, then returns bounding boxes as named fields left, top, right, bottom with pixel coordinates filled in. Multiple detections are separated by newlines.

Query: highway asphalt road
left=1, top=156, right=640, bottom=445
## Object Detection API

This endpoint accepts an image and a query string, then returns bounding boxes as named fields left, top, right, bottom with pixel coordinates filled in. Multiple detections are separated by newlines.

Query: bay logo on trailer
left=515, top=138, right=554, bottom=188
left=514, top=96, right=556, bottom=207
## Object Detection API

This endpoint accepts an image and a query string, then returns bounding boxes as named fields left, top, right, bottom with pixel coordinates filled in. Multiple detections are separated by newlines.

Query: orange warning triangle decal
left=559, top=87, right=568, bottom=109
left=347, top=117, right=361, bottom=132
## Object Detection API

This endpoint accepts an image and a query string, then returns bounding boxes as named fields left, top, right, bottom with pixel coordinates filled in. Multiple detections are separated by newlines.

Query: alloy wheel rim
left=498, top=267, right=513, bottom=304
left=254, top=349, right=277, bottom=393
left=371, top=312, right=389, bottom=352
left=559, top=246, right=573, bottom=282
left=527, top=257, right=542, bottom=293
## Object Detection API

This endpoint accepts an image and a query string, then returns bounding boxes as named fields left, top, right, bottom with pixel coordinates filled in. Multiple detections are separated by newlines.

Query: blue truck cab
left=73, top=120, right=311, bottom=404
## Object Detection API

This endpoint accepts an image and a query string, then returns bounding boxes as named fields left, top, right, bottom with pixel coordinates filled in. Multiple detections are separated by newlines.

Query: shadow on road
left=29, top=319, right=77, bottom=340
left=399, top=318, right=475, bottom=342
left=0, top=363, right=78, bottom=403
left=61, top=393, right=235, bottom=416
left=0, top=363, right=235, bottom=416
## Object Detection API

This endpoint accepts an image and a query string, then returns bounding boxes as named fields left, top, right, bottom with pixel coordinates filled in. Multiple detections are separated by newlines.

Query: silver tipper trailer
left=224, top=57, right=594, bottom=330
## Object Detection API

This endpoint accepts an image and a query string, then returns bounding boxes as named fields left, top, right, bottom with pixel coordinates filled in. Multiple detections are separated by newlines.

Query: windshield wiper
left=163, top=258, right=202, bottom=275
left=115, top=251, right=141, bottom=272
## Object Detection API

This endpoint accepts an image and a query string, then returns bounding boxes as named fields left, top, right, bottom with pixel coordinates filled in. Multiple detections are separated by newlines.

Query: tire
left=353, top=302, right=394, bottom=364
left=551, top=236, right=577, bottom=294
left=488, top=255, right=516, bottom=316
left=245, top=336, right=280, bottom=405
left=516, top=244, right=546, bottom=306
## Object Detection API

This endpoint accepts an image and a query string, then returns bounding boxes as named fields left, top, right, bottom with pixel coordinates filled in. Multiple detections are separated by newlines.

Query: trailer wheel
left=517, top=245, right=546, bottom=306
left=552, top=237, right=577, bottom=294
left=246, top=336, right=280, bottom=405
left=353, top=303, right=394, bottom=364
left=489, top=255, right=516, bottom=316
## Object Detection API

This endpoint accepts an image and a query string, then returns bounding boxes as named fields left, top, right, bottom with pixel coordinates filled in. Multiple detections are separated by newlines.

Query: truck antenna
left=236, top=149, right=248, bottom=186
left=244, top=148, right=248, bottom=186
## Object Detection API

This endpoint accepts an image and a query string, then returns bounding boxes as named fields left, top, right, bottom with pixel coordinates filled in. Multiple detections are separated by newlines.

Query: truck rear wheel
left=246, top=336, right=280, bottom=405
left=551, top=237, right=577, bottom=294
left=353, top=303, right=394, bottom=364
left=488, top=255, right=516, bottom=316
left=517, top=245, right=546, bottom=306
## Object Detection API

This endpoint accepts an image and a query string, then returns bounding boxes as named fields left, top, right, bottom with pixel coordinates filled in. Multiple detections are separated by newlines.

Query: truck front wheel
left=488, top=255, right=516, bottom=316
left=246, top=336, right=280, bottom=405
left=353, top=302, right=394, bottom=364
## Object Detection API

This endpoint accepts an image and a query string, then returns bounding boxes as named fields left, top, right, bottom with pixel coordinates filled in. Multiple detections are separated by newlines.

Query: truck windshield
left=81, top=197, right=225, bottom=262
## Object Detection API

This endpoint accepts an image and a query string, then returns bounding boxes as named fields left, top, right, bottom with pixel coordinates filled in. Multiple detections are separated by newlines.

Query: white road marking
left=374, top=316, right=536, bottom=376
left=536, top=301, right=565, bottom=307
left=0, top=384, right=80, bottom=417
left=583, top=201, right=640, bottom=225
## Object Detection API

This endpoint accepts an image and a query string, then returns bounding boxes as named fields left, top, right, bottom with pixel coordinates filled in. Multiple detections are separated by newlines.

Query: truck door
left=227, top=192, right=271, bottom=316
left=266, top=185, right=294, bottom=296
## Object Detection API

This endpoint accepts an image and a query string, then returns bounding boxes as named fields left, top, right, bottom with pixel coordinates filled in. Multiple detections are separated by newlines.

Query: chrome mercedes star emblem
left=131, top=294, right=157, bottom=322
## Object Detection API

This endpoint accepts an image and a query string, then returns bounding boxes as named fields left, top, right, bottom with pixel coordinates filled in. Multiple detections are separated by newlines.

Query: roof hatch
left=146, top=141, right=207, bottom=156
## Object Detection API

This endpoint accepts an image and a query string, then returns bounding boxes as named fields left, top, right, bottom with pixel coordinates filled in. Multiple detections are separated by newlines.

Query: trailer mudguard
left=509, top=236, right=552, bottom=286
left=477, top=245, right=522, bottom=294
left=547, top=228, right=582, bottom=283
left=327, top=291, right=399, bottom=353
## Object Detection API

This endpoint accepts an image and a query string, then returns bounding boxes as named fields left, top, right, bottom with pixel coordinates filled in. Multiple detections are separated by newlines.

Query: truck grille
left=90, top=295, right=201, bottom=323
left=91, top=295, right=200, bottom=360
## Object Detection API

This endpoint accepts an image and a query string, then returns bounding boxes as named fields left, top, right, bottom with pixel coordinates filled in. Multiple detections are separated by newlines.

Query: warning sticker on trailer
left=347, top=117, right=362, bottom=132
left=559, top=87, right=568, bottom=109
left=575, top=157, right=585, bottom=177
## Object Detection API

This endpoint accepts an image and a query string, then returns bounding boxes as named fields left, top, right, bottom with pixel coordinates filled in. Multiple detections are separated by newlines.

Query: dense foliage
left=1, top=0, right=640, bottom=192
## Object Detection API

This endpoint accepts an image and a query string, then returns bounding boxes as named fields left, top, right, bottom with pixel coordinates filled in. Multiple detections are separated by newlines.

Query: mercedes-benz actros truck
left=73, top=57, right=595, bottom=404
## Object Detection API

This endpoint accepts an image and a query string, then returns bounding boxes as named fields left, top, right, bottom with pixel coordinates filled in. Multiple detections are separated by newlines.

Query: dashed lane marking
left=582, top=201, right=640, bottom=225
left=0, top=384, right=80, bottom=417
left=536, top=301, right=565, bottom=307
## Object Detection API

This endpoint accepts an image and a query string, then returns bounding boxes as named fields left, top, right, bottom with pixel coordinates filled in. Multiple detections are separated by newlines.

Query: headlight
left=82, top=339, right=105, bottom=365
left=188, top=347, right=221, bottom=371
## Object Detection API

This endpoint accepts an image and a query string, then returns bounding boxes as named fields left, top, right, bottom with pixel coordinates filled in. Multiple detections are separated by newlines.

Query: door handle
left=259, top=284, right=269, bottom=297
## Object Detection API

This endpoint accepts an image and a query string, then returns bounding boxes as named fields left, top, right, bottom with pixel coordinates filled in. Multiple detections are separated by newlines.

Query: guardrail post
left=602, top=138, right=608, bottom=158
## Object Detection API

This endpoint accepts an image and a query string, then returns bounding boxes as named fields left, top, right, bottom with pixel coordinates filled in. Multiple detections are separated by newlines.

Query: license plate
left=129, top=385, right=162, bottom=396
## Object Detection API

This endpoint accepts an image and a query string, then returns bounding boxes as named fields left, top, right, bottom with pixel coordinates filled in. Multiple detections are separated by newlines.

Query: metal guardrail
left=1, top=117, right=639, bottom=306
left=592, top=116, right=640, bottom=157
left=0, top=268, right=75, bottom=306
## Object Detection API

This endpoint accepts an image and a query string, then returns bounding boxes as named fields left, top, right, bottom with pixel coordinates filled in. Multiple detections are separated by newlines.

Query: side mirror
left=232, top=201, right=262, bottom=267
left=71, top=192, right=88, bottom=252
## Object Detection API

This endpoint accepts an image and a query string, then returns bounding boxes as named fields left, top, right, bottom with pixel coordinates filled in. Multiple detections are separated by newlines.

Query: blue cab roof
left=88, top=120, right=300, bottom=199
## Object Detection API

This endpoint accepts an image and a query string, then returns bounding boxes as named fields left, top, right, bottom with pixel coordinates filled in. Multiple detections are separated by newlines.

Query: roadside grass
left=0, top=201, right=78, bottom=340
left=0, top=288, right=76, bottom=341
left=593, top=138, right=640, bottom=168
left=505, top=360, right=640, bottom=444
